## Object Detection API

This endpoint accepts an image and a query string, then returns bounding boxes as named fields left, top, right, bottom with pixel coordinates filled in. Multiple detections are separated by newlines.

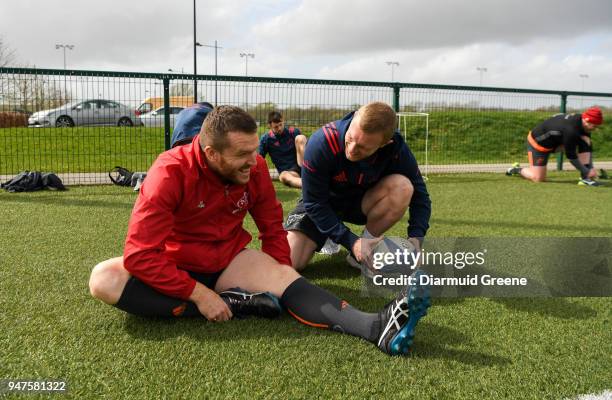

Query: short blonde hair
left=357, top=102, right=397, bottom=141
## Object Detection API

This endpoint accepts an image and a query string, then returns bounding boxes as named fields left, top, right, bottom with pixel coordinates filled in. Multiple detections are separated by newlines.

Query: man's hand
left=587, top=168, right=598, bottom=179
left=407, top=237, right=423, bottom=267
left=407, top=237, right=422, bottom=251
left=352, top=239, right=363, bottom=262
left=352, top=236, right=383, bottom=264
left=189, top=282, right=233, bottom=322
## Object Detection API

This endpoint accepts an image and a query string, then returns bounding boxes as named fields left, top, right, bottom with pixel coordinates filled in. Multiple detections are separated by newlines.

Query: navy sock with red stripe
left=280, top=277, right=380, bottom=342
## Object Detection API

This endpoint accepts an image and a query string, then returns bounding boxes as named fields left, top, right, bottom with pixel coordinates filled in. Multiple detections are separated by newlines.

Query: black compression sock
left=280, top=277, right=380, bottom=342
left=115, top=276, right=200, bottom=317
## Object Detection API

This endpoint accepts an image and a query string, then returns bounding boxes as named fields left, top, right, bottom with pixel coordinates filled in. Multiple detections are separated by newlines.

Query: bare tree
left=170, top=82, right=194, bottom=96
left=0, top=36, right=17, bottom=67
left=4, top=71, right=71, bottom=112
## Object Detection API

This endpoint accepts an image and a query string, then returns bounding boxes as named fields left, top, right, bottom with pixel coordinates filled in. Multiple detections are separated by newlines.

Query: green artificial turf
left=0, top=173, right=610, bottom=399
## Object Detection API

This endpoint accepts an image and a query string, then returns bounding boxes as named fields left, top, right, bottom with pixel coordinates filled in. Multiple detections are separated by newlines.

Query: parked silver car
left=139, top=106, right=184, bottom=128
left=28, top=99, right=140, bottom=127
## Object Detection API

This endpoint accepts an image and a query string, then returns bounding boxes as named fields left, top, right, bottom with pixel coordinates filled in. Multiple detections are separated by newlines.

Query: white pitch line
left=569, top=390, right=612, bottom=400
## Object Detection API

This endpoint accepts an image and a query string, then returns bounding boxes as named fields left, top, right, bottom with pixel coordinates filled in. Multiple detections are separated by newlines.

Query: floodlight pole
left=579, top=74, right=589, bottom=107
left=476, top=66, right=487, bottom=86
left=199, top=40, right=223, bottom=105
left=55, top=44, right=74, bottom=70
left=386, top=61, right=399, bottom=81
left=240, top=52, right=255, bottom=107
left=579, top=74, right=589, bottom=92
left=240, top=52, right=255, bottom=76
left=476, top=67, right=488, bottom=111
left=55, top=44, right=74, bottom=105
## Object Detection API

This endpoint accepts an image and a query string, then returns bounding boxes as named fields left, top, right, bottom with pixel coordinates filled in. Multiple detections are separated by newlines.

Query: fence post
left=393, top=85, right=400, bottom=112
left=557, top=93, right=568, bottom=171
left=163, top=77, right=171, bottom=150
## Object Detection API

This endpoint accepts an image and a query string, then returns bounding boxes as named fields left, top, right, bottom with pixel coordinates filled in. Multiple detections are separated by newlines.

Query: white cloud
left=253, top=0, right=612, bottom=55
left=1, top=0, right=611, bottom=93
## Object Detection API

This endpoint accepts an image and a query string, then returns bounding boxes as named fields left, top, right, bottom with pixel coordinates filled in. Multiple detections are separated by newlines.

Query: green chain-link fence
left=1, top=67, right=611, bottom=184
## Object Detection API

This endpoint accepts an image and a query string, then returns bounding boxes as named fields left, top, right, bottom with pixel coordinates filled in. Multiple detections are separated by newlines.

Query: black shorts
left=284, top=197, right=366, bottom=251
left=124, top=269, right=223, bottom=294
left=185, top=269, right=224, bottom=289
left=527, top=142, right=552, bottom=167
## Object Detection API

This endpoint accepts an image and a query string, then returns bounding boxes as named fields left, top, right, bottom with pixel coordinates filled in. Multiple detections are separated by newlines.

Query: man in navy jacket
left=285, top=102, right=431, bottom=270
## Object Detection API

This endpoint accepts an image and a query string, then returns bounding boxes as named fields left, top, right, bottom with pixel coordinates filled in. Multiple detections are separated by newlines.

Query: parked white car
left=139, top=106, right=184, bottom=128
left=28, top=99, right=140, bottom=127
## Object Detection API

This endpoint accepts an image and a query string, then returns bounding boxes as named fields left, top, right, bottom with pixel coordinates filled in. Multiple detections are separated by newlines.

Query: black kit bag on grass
left=109, top=166, right=146, bottom=190
left=109, top=166, right=134, bottom=187
left=1, top=171, right=66, bottom=192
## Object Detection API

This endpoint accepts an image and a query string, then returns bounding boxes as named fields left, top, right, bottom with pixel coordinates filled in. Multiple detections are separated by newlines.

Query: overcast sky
left=2, top=0, right=612, bottom=92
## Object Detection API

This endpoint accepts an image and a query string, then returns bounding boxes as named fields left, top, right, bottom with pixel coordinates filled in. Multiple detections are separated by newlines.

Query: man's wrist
left=188, top=281, right=212, bottom=303
left=408, top=237, right=423, bottom=249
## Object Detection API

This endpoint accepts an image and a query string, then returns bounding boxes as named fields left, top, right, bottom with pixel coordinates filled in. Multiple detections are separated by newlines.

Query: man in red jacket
left=88, top=105, right=430, bottom=355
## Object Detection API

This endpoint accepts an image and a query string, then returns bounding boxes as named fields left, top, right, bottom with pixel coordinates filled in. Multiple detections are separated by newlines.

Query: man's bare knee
left=274, top=263, right=301, bottom=284
left=279, top=172, right=294, bottom=185
left=295, top=135, right=307, bottom=146
left=287, top=231, right=316, bottom=271
left=291, top=259, right=308, bottom=271
left=393, top=176, right=413, bottom=206
left=383, top=175, right=413, bottom=214
left=89, top=257, right=129, bottom=305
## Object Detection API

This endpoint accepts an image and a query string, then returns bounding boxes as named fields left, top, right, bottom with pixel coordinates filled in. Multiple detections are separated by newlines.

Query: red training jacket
left=123, top=134, right=291, bottom=300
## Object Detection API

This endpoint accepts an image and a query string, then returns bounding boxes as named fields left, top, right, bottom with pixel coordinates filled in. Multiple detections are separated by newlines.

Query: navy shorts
left=284, top=196, right=366, bottom=251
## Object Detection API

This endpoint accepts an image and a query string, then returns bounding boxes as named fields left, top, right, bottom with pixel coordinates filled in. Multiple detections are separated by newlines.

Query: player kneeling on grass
left=258, top=111, right=307, bottom=189
left=88, top=105, right=430, bottom=355
left=506, top=107, right=604, bottom=186
left=285, top=101, right=431, bottom=272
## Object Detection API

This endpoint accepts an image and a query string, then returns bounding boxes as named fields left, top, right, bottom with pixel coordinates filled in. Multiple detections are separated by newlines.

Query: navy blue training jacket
left=258, top=127, right=303, bottom=173
left=301, top=112, right=431, bottom=251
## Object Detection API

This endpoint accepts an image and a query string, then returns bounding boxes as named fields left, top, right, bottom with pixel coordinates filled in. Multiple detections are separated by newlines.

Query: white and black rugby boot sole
left=376, top=270, right=431, bottom=355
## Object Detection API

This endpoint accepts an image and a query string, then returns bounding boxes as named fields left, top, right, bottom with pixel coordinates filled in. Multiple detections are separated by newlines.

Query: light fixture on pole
left=240, top=52, right=255, bottom=107
left=198, top=41, right=223, bottom=105
left=385, top=61, right=399, bottom=81
left=579, top=74, right=589, bottom=92
left=476, top=66, right=488, bottom=86
left=240, top=52, right=255, bottom=76
left=579, top=74, right=589, bottom=107
left=55, top=44, right=74, bottom=70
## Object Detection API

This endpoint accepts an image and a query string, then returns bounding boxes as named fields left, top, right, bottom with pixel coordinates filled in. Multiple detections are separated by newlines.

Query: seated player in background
left=506, top=107, right=604, bottom=186
left=88, top=105, right=431, bottom=356
left=258, top=111, right=307, bottom=188
left=285, top=101, right=431, bottom=271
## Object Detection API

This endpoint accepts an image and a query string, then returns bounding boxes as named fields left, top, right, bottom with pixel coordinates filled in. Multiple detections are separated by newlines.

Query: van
left=136, top=96, right=194, bottom=116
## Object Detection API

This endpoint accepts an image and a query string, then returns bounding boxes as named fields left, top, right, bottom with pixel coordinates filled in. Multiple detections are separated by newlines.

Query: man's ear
left=203, top=145, right=219, bottom=162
